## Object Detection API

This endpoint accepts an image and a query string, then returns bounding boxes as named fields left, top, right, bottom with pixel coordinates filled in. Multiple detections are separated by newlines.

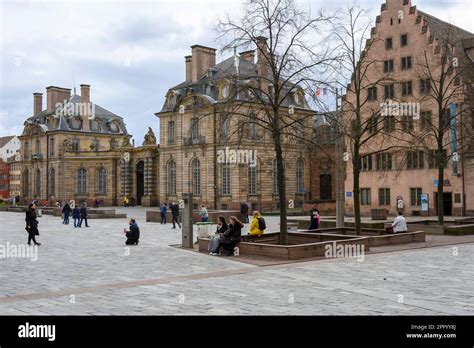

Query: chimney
left=33, top=93, right=43, bottom=115
left=240, top=50, right=255, bottom=63
left=191, top=45, right=216, bottom=82
left=46, top=86, right=71, bottom=113
left=80, top=84, right=91, bottom=131
left=185, top=55, right=192, bottom=81
left=256, top=36, right=270, bottom=78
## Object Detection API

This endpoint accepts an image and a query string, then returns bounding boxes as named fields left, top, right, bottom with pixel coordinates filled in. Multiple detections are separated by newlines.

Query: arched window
left=191, top=159, right=201, bottom=195
left=97, top=167, right=107, bottom=194
left=24, top=141, right=29, bottom=160
left=167, top=160, right=176, bottom=195
left=221, top=163, right=231, bottom=195
left=49, top=168, right=55, bottom=196
left=23, top=170, right=29, bottom=197
left=34, top=169, right=41, bottom=197
left=272, top=159, right=279, bottom=194
left=296, top=159, right=304, bottom=194
left=77, top=168, right=87, bottom=195
left=248, top=164, right=257, bottom=194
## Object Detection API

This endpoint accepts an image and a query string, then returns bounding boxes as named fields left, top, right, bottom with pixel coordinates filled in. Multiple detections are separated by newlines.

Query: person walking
left=160, top=203, right=167, bottom=224
left=170, top=202, right=181, bottom=229
left=62, top=202, right=72, bottom=225
left=124, top=218, right=140, bottom=245
left=79, top=203, right=89, bottom=228
left=73, top=206, right=80, bottom=227
left=25, top=203, right=41, bottom=246
left=309, top=205, right=320, bottom=230
left=200, top=204, right=209, bottom=223
left=249, top=211, right=265, bottom=236
left=392, top=211, right=408, bottom=233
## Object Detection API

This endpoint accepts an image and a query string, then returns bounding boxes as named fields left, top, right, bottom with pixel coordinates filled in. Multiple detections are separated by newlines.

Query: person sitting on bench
left=213, top=216, right=243, bottom=256
left=124, top=219, right=140, bottom=245
left=391, top=211, right=408, bottom=233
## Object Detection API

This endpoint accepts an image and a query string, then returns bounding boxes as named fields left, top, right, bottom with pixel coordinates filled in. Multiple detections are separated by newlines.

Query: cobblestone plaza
left=0, top=208, right=473, bottom=316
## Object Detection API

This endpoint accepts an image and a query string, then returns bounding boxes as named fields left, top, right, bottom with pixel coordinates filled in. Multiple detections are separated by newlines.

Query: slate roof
left=160, top=54, right=312, bottom=113
left=24, top=94, right=128, bottom=135
left=0, top=136, right=16, bottom=149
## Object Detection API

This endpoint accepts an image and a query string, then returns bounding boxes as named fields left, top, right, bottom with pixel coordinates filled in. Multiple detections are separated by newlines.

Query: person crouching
left=124, top=219, right=140, bottom=245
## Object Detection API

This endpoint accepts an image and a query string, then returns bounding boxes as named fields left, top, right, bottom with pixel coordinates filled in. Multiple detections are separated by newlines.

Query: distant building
left=343, top=0, right=474, bottom=217
left=0, top=136, right=20, bottom=162
left=0, top=160, right=10, bottom=200
left=19, top=85, right=132, bottom=205
left=156, top=41, right=314, bottom=211
left=8, top=156, right=21, bottom=199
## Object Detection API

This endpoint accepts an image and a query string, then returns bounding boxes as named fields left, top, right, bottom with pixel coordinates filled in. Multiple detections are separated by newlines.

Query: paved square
left=0, top=208, right=473, bottom=315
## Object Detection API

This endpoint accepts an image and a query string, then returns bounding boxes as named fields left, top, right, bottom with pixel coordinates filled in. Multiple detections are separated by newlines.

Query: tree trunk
left=274, top=128, right=288, bottom=245
left=352, top=149, right=361, bottom=235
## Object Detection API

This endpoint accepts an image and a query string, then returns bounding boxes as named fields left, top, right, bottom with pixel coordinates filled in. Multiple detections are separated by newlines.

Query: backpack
left=258, top=217, right=266, bottom=231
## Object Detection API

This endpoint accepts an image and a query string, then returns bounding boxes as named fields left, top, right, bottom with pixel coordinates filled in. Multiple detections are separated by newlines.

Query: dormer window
left=109, top=121, right=119, bottom=132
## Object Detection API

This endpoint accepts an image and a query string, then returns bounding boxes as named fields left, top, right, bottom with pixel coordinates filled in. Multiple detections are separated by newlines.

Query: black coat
left=170, top=204, right=179, bottom=217
left=80, top=207, right=87, bottom=218
left=62, top=204, right=72, bottom=214
left=216, top=222, right=228, bottom=234
left=25, top=209, right=39, bottom=235
left=126, top=223, right=140, bottom=241
left=221, top=223, right=242, bottom=244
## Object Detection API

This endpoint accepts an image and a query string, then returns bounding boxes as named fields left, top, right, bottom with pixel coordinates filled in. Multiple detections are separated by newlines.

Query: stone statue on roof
left=143, top=127, right=157, bottom=145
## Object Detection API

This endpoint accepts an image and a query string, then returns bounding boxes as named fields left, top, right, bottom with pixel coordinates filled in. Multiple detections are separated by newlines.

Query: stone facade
left=343, top=0, right=474, bottom=217
left=156, top=43, right=314, bottom=212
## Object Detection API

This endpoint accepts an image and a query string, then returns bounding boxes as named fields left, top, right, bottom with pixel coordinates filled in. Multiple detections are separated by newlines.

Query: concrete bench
left=444, top=224, right=474, bottom=236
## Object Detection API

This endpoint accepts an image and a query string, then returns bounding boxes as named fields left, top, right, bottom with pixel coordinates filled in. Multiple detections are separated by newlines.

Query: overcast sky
left=1, top=0, right=472, bottom=143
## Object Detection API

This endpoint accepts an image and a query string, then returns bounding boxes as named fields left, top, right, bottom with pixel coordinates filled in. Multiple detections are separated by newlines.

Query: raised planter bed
left=199, top=231, right=369, bottom=260
left=444, top=224, right=474, bottom=236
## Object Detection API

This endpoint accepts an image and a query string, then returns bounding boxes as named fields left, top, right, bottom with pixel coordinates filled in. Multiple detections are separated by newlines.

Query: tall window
left=248, top=165, right=257, bottom=195
left=35, top=138, right=40, bottom=155
left=361, top=188, right=371, bottom=205
left=191, top=117, right=199, bottom=142
left=379, top=188, right=390, bottom=205
left=402, top=116, right=414, bottom=131
left=77, top=168, right=87, bottom=195
left=296, top=159, right=304, bottom=194
left=23, top=170, right=29, bottom=196
left=49, top=138, right=55, bottom=157
left=402, top=81, right=412, bottom=96
left=220, top=114, right=230, bottom=139
left=192, top=159, right=201, bottom=195
left=248, top=121, right=257, bottom=140
left=376, top=153, right=393, bottom=171
left=24, top=141, right=29, bottom=160
left=410, top=187, right=422, bottom=206
left=406, top=151, right=425, bottom=169
left=272, top=159, right=279, bottom=194
left=383, top=60, right=394, bottom=73
left=34, top=169, right=41, bottom=197
left=401, top=56, right=412, bottom=70
left=368, top=114, right=378, bottom=134
left=401, top=34, right=408, bottom=46
left=385, top=37, right=393, bottom=49
left=383, top=116, right=395, bottom=132
left=221, top=163, right=231, bottom=195
left=384, top=84, right=395, bottom=99
left=49, top=168, right=55, bottom=196
left=359, top=155, right=373, bottom=171
left=167, top=160, right=176, bottom=196
left=420, top=79, right=431, bottom=95
left=367, top=87, right=377, bottom=101
left=97, top=167, right=107, bottom=194
left=168, top=121, right=175, bottom=144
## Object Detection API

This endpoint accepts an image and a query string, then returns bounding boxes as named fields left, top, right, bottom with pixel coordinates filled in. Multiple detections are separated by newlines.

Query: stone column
left=141, top=155, right=157, bottom=206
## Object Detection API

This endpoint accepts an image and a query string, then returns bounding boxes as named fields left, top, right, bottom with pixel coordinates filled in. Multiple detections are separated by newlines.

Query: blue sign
left=346, top=192, right=352, bottom=198
left=434, top=179, right=438, bottom=187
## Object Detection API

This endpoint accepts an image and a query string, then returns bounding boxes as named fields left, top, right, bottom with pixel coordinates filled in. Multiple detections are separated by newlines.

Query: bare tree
left=412, top=25, right=474, bottom=224
left=216, top=0, right=336, bottom=244
left=325, top=5, right=415, bottom=235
